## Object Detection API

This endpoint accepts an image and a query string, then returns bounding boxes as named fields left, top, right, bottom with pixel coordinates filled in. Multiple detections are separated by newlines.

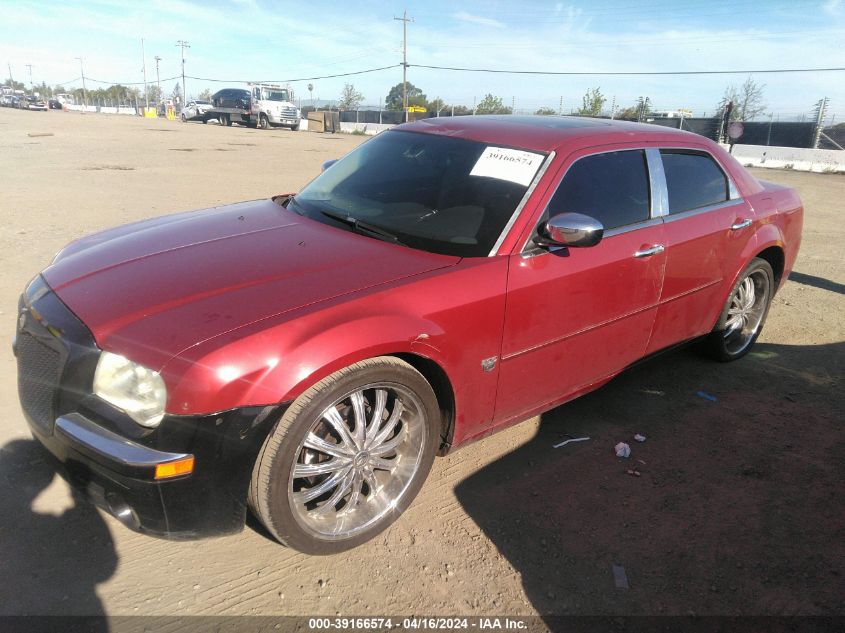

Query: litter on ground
left=696, top=390, right=718, bottom=402
left=612, top=564, right=630, bottom=590
left=615, top=442, right=631, bottom=458
left=553, top=436, right=590, bottom=449
left=634, top=434, right=647, bottom=442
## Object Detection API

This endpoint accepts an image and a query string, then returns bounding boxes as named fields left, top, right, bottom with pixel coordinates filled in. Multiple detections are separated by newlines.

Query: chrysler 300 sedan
left=15, top=116, right=802, bottom=554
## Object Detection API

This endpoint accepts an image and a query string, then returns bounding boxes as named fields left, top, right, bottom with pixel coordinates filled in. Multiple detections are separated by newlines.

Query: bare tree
left=717, top=77, right=766, bottom=121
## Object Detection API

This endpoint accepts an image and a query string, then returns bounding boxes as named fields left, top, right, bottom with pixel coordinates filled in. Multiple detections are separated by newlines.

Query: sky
left=2, top=0, right=844, bottom=121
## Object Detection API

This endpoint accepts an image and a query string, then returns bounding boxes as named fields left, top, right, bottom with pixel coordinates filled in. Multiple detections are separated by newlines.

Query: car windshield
left=291, top=130, right=546, bottom=257
left=263, top=90, right=289, bottom=102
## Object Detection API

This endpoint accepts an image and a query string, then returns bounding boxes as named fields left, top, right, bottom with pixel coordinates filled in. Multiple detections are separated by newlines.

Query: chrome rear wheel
left=703, top=257, right=775, bottom=361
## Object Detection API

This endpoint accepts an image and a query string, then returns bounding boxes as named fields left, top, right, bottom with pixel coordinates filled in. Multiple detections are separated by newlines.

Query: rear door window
left=660, top=150, right=729, bottom=214
left=547, top=149, right=651, bottom=230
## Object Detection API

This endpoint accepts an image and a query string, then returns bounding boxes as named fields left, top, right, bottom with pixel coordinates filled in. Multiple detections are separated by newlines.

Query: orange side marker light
left=154, top=456, right=195, bottom=480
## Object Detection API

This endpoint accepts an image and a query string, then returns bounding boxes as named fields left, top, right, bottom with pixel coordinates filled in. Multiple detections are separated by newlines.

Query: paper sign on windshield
left=470, top=146, right=544, bottom=186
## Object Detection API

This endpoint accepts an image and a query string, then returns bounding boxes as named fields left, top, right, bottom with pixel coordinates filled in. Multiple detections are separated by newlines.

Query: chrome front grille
left=281, top=106, right=298, bottom=118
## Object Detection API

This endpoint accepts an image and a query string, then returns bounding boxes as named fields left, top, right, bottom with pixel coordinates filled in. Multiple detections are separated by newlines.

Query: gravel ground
left=0, top=108, right=842, bottom=621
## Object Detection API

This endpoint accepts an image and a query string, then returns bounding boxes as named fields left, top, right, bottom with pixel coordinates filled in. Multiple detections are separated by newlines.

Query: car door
left=493, top=147, right=667, bottom=426
left=645, top=147, right=754, bottom=353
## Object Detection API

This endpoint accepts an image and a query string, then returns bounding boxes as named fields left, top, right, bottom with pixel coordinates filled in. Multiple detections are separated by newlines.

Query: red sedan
left=15, top=116, right=803, bottom=553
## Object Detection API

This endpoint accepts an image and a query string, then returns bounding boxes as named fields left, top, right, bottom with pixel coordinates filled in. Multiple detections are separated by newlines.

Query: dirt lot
left=0, top=108, right=842, bottom=621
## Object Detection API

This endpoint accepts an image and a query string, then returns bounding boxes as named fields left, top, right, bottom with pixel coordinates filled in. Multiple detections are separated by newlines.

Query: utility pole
left=394, top=10, right=413, bottom=122
left=26, top=64, right=33, bottom=92
left=154, top=56, right=162, bottom=103
left=511, top=96, right=515, bottom=115
left=7, top=62, right=12, bottom=86
left=558, top=96, right=563, bottom=116
left=75, top=57, right=88, bottom=108
left=176, top=40, right=190, bottom=104
left=141, top=38, right=149, bottom=108
left=610, top=95, right=616, bottom=120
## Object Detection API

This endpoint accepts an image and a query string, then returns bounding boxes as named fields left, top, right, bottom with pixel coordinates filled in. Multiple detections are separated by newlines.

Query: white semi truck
left=206, top=83, right=301, bottom=130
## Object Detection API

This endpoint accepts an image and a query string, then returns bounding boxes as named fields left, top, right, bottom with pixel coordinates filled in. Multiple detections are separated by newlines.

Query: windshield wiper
left=320, top=210, right=405, bottom=246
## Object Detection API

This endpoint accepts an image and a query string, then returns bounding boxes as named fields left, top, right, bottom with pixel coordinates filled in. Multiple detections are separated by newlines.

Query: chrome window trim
left=658, top=147, right=742, bottom=213
left=519, top=146, right=652, bottom=257
left=602, top=216, right=664, bottom=238
left=662, top=198, right=744, bottom=223
left=645, top=148, right=669, bottom=217
left=488, top=150, right=556, bottom=256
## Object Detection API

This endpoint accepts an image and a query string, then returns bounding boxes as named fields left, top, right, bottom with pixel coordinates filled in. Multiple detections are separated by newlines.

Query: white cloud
left=451, top=11, right=505, bottom=29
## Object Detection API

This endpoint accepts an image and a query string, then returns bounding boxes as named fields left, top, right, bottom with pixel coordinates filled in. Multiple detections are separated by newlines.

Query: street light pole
left=154, top=56, right=162, bottom=104
left=176, top=40, right=190, bottom=103
left=394, top=10, right=413, bottom=122
left=141, top=38, right=149, bottom=108
left=75, top=57, right=88, bottom=108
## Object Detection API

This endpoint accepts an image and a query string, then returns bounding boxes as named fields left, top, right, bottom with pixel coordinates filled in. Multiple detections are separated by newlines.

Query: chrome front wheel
left=249, top=357, right=439, bottom=554
left=289, top=384, right=426, bottom=540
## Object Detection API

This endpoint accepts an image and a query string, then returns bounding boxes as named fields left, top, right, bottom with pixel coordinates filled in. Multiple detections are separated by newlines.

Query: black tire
left=180, top=113, right=187, bottom=122
left=249, top=357, right=440, bottom=554
left=290, top=123, right=300, bottom=131
left=702, top=257, right=774, bottom=362
left=220, top=113, right=231, bottom=126
left=258, top=114, right=269, bottom=130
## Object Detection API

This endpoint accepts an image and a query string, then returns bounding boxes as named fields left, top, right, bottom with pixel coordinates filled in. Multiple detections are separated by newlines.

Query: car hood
left=44, top=199, right=459, bottom=370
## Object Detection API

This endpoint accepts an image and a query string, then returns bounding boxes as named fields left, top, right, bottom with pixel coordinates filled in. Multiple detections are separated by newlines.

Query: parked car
left=21, top=95, right=48, bottom=111
left=181, top=100, right=213, bottom=122
left=15, top=116, right=802, bottom=554
left=211, top=88, right=250, bottom=110
left=48, top=99, right=62, bottom=110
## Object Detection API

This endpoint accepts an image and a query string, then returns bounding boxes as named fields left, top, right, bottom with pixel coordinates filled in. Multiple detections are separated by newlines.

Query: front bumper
left=28, top=405, right=285, bottom=539
left=16, top=275, right=288, bottom=539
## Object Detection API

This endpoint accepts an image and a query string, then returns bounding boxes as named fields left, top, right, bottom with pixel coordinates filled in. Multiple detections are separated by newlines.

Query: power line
left=410, top=63, right=845, bottom=76
left=85, top=75, right=181, bottom=86
left=185, top=64, right=402, bottom=84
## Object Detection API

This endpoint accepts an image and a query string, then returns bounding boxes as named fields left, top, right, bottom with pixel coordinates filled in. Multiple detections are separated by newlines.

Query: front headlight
left=93, top=351, right=167, bottom=428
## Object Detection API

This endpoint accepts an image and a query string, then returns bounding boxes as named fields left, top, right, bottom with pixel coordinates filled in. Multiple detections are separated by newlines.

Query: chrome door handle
left=633, top=244, right=665, bottom=258
left=731, top=219, right=752, bottom=230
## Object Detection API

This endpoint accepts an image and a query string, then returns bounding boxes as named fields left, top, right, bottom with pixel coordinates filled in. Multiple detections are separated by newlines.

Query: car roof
left=398, top=115, right=710, bottom=154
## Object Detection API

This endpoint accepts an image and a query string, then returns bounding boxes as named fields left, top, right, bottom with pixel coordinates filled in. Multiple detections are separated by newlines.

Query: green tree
left=476, top=93, right=512, bottom=114
left=535, top=107, right=557, bottom=115
left=338, top=83, right=364, bottom=110
left=577, top=87, right=606, bottom=117
left=618, top=96, right=651, bottom=121
left=2, top=78, right=26, bottom=91
left=385, top=82, right=426, bottom=110
left=428, top=97, right=446, bottom=114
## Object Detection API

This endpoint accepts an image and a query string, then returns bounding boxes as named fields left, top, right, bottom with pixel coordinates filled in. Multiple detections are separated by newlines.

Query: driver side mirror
left=534, top=212, right=604, bottom=248
left=321, top=159, right=338, bottom=172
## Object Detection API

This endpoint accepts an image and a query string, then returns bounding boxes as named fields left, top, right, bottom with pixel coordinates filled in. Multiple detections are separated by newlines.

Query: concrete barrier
left=339, top=122, right=394, bottom=136
left=728, top=143, right=845, bottom=173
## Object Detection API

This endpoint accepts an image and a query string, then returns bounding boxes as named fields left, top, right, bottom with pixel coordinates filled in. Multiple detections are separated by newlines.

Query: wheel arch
left=755, top=244, right=785, bottom=289
left=392, top=352, right=456, bottom=454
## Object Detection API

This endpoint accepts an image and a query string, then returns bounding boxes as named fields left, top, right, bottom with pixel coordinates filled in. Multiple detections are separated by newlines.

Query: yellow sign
left=143, top=107, right=158, bottom=118
left=406, top=106, right=427, bottom=113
